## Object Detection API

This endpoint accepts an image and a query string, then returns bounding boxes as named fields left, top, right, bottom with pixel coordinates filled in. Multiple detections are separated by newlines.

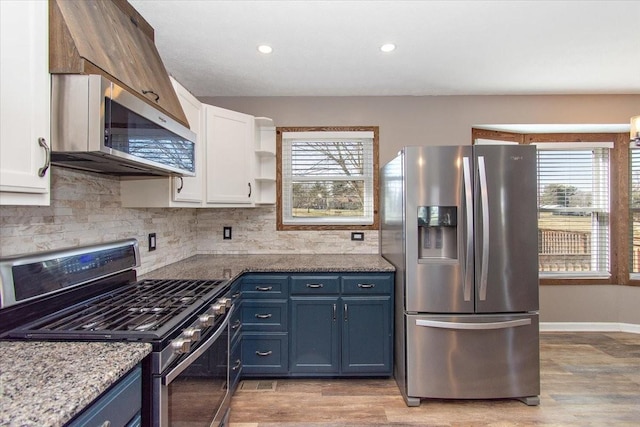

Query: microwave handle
left=164, top=305, right=233, bottom=385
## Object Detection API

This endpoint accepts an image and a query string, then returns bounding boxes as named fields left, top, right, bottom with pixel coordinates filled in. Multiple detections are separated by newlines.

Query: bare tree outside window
left=277, top=127, right=379, bottom=230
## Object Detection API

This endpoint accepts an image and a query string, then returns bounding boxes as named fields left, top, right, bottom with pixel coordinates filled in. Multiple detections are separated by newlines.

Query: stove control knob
left=218, top=297, right=231, bottom=308
left=171, top=338, right=191, bottom=354
left=211, top=302, right=225, bottom=315
left=182, top=327, right=201, bottom=342
left=199, top=313, right=214, bottom=327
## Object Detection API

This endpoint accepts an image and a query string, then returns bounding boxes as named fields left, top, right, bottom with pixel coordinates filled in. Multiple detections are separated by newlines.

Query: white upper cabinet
left=121, top=77, right=204, bottom=207
left=204, top=105, right=255, bottom=206
left=0, top=0, right=50, bottom=206
left=121, top=81, right=269, bottom=208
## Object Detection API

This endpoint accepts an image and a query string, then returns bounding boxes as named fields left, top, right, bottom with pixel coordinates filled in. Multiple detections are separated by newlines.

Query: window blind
left=536, top=146, right=610, bottom=277
left=282, top=132, right=374, bottom=225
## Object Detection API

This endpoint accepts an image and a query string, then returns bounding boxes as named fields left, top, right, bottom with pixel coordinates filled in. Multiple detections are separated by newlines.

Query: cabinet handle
left=256, top=286, right=272, bottom=291
left=344, top=304, right=348, bottom=321
left=306, top=283, right=323, bottom=288
left=232, top=319, right=241, bottom=330
left=232, top=359, right=242, bottom=371
left=176, top=176, right=184, bottom=193
left=256, top=350, right=272, bottom=357
left=248, top=182, right=252, bottom=197
left=255, top=313, right=272, bottom=319
left=142, top=89, right=160, bottom=102
left=99, top=421, right=111, bottom=427
left=332, top=304, right=337, bottom=321
left=232, top=292, right=241, bottom=298
left=37, top=137, right=50, bottom=177
left=357, top=283, right=375, bottom=289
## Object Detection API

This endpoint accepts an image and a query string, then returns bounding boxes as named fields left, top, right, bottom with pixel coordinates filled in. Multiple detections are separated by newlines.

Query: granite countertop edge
left=139, top=253, right=396, bottom=282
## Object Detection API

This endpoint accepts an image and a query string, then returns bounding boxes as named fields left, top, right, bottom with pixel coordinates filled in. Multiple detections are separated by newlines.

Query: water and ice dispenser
left=417, top=206, right=457, bottom=259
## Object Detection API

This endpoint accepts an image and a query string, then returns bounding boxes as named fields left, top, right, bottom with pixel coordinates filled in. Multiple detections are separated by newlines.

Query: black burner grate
left=20, top=279, right=226, bottom=334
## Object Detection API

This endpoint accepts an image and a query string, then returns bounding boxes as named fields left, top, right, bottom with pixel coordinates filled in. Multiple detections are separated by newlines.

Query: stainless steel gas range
left=0, top=239, right=233, bottom=427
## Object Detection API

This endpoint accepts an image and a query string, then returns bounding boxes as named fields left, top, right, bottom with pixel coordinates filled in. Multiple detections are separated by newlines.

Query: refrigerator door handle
left=462, top=156, right=473, bottom=302
left=477, top=155, right=490, bottom=301
left=416, top=318, right=531, bottom=330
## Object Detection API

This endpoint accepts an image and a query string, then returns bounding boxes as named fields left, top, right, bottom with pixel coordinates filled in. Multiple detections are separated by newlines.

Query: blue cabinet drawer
left=241, top=300, right=288, bottom=331
left=341, top=274, right=393, bottom=295
left=290, top=275, right=340, bottom=295
left=241, top=275, right=289, bottom=298
left=68, top=365, right=141, bottom=427
left=242, top=332, right=288, bottom=375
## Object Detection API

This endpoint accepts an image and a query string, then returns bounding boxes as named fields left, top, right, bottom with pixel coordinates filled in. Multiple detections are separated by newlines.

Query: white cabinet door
left=171, top=78, right=203, bottom=203
left=0, top=0, right=50, bottom=205
left=204, top=105, right=255, bottom=205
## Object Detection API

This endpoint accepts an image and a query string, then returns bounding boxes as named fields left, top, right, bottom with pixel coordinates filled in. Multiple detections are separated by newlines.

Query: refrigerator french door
left=380, top=145, right=540, bottom=407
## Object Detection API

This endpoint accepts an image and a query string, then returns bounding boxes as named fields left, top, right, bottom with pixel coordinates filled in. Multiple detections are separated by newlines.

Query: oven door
left=156, top=306, right=232, bottom=427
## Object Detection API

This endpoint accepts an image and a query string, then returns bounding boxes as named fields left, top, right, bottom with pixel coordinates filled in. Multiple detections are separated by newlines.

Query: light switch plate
left=223, top=227, right=232, bottom=240
left=351, top=232, right=364, bottom=241
left=148, top=233, right=157, bottom=251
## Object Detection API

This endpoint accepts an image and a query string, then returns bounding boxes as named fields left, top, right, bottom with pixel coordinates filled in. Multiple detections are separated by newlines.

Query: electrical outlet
left=148, top=233, right=157, bottom=251
left=351, top=232, right=364, bottom=241
left=223, top=226, right=232, bottom=240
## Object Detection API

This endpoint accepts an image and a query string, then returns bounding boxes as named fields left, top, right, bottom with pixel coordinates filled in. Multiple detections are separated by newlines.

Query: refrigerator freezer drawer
left=406, top=313, right=540, bottom=400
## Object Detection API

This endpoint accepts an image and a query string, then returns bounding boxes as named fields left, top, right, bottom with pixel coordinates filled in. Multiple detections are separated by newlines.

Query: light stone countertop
left=0, top=341, right=151, bottom=427
left=140, top=253, right=395, bottom=281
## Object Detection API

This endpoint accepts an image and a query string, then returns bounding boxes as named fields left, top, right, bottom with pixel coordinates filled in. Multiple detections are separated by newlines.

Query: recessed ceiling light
left=380, top=43, right=396, bottom=53
left=257, top=45, right=273, bottom=54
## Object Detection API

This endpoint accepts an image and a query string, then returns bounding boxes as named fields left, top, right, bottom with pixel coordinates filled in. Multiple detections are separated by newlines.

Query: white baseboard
left=540, top=322, right=640, bottom=334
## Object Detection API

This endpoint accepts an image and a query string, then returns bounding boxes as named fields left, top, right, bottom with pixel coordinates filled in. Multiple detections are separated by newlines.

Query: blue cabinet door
left=290, top=297, right=340, bottom=374
left=341, top=296, right=392, bottom=374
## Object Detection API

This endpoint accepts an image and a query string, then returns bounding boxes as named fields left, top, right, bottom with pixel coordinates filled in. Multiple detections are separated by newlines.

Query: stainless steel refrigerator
left=380, top=145, right=540, bottom=407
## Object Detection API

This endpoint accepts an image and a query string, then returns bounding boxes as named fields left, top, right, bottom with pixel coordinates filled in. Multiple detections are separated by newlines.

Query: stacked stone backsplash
left=0, top=167, right=197, bottom=275
left=1, top=167, right=379, bottom=273
left=196, top=207, right=379, bottom=254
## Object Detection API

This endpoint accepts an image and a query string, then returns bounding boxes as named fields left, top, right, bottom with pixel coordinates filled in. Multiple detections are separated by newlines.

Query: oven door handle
left=163, top=305, right=233, bottom=386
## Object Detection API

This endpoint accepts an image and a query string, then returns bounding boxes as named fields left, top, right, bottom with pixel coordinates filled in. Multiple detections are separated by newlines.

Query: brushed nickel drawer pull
left=232, top=319, right=241, bottom=329
left=232, top=359, right=242, bottom=371
left=256, top=350, right=273, bottom=357
left=357, top=283, right=375, bottom=289
left=306, top=283, right=323, bottom=288
left=255, top=313, right=272, bottom=319
left=256, top=286, right=273, bottom=291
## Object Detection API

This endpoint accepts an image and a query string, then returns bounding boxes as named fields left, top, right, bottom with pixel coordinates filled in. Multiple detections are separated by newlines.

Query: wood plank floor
left=229, top=332, right=640, bottom=426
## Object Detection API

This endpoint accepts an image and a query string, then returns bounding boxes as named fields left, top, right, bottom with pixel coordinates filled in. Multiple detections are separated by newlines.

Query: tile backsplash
left=0, top=167, right=378, bottom=274
left=0, top=167, right=197, bottom=274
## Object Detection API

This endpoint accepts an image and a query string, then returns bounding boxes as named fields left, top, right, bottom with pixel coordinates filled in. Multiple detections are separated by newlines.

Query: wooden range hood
left=49, top=0, right=188, bottom=127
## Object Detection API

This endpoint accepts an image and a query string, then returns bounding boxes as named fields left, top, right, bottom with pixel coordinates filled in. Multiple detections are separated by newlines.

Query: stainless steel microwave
left=51, top=74, right=196, bottom=177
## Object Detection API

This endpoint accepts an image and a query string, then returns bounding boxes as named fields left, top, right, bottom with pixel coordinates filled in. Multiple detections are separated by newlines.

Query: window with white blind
left=278, top=127, right=378, bottom=229
left=535, top=142, right=611, bottom=278
left=630, top=149, right=640, bottom=278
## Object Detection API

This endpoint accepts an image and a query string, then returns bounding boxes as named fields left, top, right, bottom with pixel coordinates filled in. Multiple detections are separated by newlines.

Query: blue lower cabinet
left=67, top=365, right=142, bottom=427
left=233, top=272, right=393, bottom=380
left=341, top=296, right=392, bottom=374
left=290, top=297, right=340, bottom=374
left=242, top=332, right=288, bottom=375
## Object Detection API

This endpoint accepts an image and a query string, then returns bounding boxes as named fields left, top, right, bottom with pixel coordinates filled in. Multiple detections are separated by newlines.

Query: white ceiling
left=129, top=0, right=640, bottom=98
